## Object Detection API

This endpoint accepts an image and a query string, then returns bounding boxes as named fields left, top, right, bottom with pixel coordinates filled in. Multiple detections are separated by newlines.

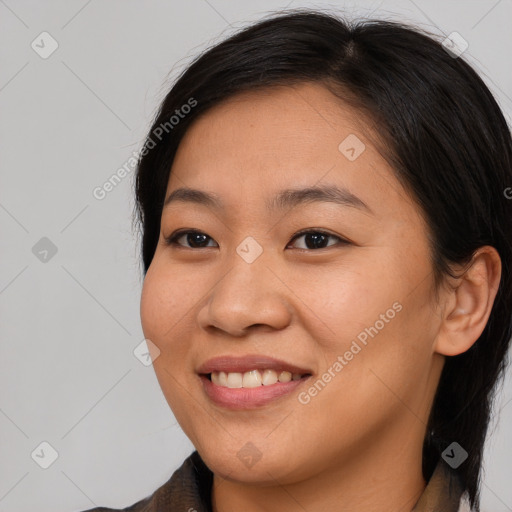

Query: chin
left=197, top=443, right=310, bottom=486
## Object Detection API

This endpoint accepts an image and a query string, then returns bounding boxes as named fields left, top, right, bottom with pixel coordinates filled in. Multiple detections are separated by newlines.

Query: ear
left=434, top=246, right=502, bottom=357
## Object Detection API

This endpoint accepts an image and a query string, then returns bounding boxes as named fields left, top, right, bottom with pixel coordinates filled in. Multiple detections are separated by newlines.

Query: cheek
left=285, top=253, right=401, bottom=350
left=140, top=265, right=166, bottom=342
left=322, top=278, right=436, bottom=419
left=140, top=261, right=194, bottom=349
left=139, top=261, right=200, bottom=421
left=302, top=249, right=435, bottom=393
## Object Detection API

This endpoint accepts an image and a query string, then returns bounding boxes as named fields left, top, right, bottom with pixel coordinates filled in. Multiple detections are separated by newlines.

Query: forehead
left=174, top=82, right=367, bottom=165
left=165, top=82, right=414, bottom=219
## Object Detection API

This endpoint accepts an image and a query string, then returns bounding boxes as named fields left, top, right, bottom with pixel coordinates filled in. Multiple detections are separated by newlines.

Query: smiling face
left=140, top=82, right=447, bottom=487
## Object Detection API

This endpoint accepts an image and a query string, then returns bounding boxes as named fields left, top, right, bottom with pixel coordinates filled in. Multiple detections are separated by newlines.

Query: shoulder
left=76, top=450, right=213, bottom=512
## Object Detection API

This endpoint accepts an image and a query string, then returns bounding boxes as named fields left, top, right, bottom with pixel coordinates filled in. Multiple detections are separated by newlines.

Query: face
left=140, top=82, right=446, bottom=485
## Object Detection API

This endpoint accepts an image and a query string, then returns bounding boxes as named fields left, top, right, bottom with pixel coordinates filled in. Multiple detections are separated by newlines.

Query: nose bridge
left=198, top=235, right=292, bottom=335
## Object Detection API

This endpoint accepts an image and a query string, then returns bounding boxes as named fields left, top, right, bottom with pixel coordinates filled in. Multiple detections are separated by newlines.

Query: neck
left=211, top=430, right=427, bottom=512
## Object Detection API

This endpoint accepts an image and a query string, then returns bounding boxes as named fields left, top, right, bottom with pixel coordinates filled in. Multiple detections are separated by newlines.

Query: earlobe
left=434, top=246, right=502, bottom=357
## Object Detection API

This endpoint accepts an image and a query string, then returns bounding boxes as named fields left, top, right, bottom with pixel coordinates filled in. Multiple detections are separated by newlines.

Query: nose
left=197, top=254, right=293, bottom=337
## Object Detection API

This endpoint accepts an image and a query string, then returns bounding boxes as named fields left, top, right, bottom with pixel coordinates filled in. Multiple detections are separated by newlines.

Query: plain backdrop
left=1, top=1, right=511, bottom=511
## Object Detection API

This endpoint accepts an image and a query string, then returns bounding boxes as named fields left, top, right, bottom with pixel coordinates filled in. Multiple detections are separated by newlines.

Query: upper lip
left=197, top=355, right=313, bottom=376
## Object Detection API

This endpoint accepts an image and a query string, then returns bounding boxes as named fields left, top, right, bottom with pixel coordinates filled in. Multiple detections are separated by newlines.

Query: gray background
left=1, top=1, right=511, bottom=511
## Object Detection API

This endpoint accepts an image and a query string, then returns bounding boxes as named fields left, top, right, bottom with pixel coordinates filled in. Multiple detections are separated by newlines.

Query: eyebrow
left=163, top=184, right=373, bottom=214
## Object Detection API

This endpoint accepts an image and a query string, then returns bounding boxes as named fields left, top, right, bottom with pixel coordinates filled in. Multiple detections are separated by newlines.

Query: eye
left=164, top=229, right=218, bottom=248
left=164, top=228, right=348, bottom=250
left=287, top=229, right=348, bottom=250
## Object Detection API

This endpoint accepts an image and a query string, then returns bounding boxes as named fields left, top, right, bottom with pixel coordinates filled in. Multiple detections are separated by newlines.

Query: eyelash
left=163, top=228, right=349, bottom=251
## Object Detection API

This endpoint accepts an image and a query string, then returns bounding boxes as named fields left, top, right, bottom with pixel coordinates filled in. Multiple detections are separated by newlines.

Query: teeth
left=226, top=372, right=243, bottom=388
left=261, top=369, right=278, bottom=386
left=218, top=371, right=228, bottom=386
left=210, top=369, right=305, bottom=388
left=278, top=371, right=292, bottom=382
left=243, top=370, right=262, bottom=388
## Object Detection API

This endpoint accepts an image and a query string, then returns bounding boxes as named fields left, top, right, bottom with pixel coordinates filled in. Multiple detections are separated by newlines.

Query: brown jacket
left=80, top=450, right=468, bottom=512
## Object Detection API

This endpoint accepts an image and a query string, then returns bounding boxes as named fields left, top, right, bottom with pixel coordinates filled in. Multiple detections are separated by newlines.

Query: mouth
left=196, top=354, right=313, bottom=409
left=198, top=369, right=312, bottom=409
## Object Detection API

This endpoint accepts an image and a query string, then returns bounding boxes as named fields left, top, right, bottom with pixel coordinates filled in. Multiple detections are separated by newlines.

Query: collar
left=410, top=458, right=467, bottom=512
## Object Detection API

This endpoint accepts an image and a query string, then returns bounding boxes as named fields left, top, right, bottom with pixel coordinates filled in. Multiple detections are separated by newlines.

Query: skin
left=140, top=82, right=502, bottom=512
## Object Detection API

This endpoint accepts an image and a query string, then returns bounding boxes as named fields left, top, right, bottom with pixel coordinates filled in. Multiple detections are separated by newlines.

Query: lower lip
left=199, top=374, right=311, bottom=409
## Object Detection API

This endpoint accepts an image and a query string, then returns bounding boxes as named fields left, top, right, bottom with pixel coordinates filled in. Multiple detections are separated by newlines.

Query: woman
left=82, top=8, right=512, bottom=512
